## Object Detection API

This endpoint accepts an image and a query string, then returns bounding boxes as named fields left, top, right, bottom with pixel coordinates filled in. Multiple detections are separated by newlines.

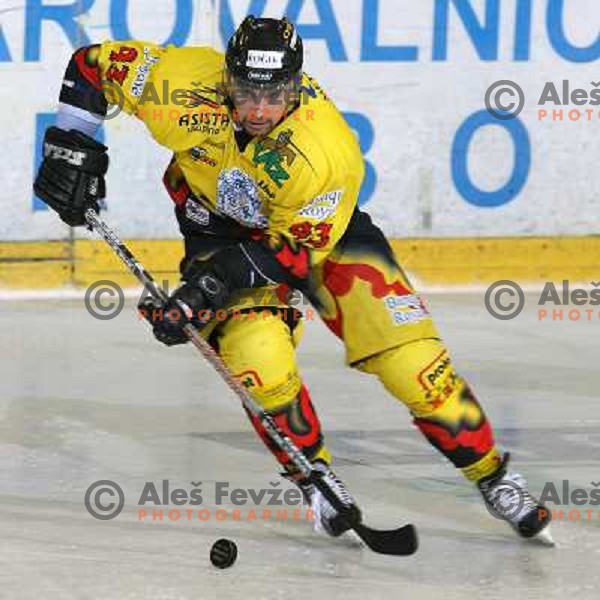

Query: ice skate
left=478, top=454, right=554, bottom=546
left=289, top=461, right=362, bottom=537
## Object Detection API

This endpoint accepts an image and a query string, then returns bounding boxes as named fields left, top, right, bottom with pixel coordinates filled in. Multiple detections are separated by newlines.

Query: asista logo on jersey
left=179, top=112, right=230, bottom=134
left=44, top=143, right=85, bottom=166
left=246, top=50, right=285, bottom=70
left=298, top=190, right=343, bottom=221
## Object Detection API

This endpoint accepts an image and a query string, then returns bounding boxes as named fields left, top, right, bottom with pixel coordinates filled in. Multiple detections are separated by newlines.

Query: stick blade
left=354, top=523, right=418, bottom=556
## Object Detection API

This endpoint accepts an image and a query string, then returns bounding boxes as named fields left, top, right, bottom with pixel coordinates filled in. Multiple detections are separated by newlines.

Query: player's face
left=230, top=79, right=295, bottom=136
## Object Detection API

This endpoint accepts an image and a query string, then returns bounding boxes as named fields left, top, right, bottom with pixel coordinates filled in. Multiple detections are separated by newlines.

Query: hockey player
left=34, top=16, right=552, bottom=543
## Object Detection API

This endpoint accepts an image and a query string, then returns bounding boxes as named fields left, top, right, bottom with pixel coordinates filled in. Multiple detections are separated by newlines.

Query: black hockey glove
left=33, top=127, right=109, bottom=226
left=139, top=263, right=231, bottom=347
left=140, top=238, right=311, bottom=347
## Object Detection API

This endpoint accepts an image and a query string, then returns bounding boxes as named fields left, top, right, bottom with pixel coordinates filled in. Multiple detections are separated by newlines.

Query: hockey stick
left=84, top=208, right=418, bottom=556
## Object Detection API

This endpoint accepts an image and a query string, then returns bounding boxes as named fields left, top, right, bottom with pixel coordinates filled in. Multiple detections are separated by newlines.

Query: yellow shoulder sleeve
left=97, top=41, right=227, bottom=151
left=97, top=41, right=164, bottom=115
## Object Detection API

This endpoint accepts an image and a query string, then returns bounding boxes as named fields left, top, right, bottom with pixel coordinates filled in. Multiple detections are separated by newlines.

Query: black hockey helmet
left=225, top=16, right=303, bottom=89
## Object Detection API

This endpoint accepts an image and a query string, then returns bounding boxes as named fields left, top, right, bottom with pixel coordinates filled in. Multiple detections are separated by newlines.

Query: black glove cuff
left=43, top=126, right=109, bottom=174
left=179, top=267, right=231, bottom=311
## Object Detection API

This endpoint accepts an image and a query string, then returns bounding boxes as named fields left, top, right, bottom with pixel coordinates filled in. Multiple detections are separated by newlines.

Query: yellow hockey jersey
left=96, top=41, right=365, bottom=264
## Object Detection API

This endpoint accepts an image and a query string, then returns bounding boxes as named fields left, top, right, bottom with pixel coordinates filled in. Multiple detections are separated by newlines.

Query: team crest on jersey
left=217, top=168, right=268, bottom=228
left=252, top=129, right=297, bottom=188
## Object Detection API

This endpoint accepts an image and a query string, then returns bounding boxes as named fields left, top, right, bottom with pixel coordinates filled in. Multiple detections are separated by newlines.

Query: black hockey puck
left=210, top=538, right=237, bottom=569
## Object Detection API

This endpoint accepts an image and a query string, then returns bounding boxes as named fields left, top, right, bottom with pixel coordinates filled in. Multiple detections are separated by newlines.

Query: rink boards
left=2, top=1, right=600, bottom=287
left=1, top=236, right=599, bottom=290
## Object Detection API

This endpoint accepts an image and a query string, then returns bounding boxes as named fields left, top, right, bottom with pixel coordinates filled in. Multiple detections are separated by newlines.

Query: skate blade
left=342, top=528, right=364, bottom=547
left=530, top=525, right=555, bottom=547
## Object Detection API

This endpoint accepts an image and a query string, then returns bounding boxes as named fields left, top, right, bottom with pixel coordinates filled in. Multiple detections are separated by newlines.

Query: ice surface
left=0, top=293, right=598, bottom=600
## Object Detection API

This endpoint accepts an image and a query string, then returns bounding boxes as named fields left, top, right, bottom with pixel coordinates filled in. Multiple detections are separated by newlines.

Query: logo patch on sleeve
left=416, top=350, right=458, bottom=405
left=298, top=190, right=343, bottom=221
left=384, top=294, right=430, bottom=326
left=184, top=197, right=210, bottom=226
left=130, top=47, right=160, bottom=97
